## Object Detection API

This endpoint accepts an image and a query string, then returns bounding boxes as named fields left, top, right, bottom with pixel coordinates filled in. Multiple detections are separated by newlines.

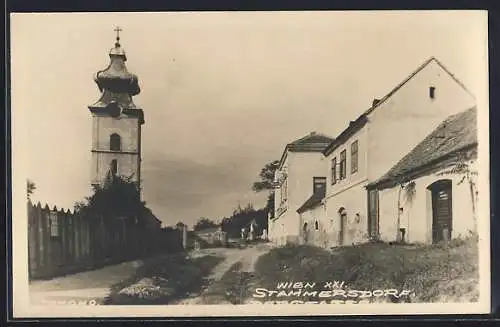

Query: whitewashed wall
left=324, top=182, right=369, bottom=246
left=299, top=204, right=333, bottom=248
left=378, top=162, right=477, bottom=244
left=270, top=151, right=327, bottom=245
left=92, top=115, right=140, bottom=152
left=91, top=115, right=141, bottom=185
left=323, top=126, right=369, bottom=246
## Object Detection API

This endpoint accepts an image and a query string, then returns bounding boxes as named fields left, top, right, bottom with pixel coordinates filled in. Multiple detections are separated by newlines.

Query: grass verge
left=104, top=253, right=224, bottom=305
left=251, top=236, right=479, bottom=303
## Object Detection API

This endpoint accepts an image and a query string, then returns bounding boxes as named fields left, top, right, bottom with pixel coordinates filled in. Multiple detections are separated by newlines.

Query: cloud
left=141, top=154, right=268, bottom=226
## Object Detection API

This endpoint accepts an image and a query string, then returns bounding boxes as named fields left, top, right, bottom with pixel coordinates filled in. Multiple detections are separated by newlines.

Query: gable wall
left=367, top=60, right=476, bottom=182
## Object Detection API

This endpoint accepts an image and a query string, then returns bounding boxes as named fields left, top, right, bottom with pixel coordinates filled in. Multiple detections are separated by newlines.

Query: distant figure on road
left=241, top=227, right=246, bottom=241
left=249, top=223, right=254, bottom=241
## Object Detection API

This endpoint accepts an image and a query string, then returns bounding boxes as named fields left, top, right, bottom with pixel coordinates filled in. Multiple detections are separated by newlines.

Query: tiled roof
left=278, top=132, right=334, bottom=169
left=297, top=192, right=325, bottom=214
left=367, top=106, right=477, bottom=189
left=287, top=132, right=334, bottom=152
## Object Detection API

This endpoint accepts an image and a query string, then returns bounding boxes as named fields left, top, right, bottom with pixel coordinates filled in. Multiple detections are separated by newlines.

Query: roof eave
left=323, top=115, right=368, bottom=156
left=366, top=143, right=478, bottom=190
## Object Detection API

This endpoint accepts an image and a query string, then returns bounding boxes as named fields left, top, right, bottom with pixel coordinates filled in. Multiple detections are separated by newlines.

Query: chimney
left=372, top=98, right=381, bottom=107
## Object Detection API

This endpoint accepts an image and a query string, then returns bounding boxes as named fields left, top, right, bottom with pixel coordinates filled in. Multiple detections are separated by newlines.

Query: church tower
left=89, top=27, right=144, bottom=190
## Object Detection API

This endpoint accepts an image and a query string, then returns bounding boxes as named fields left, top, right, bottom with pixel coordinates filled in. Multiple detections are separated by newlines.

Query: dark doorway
left=110, top=159, right=118, bottom=176
left=428, top=179, right=453, bottom=243
left=367, top=189, right=380, bottom=240
left=338, top=207, right=347, bottom=245
left=302, top=222, right=309, bottom=244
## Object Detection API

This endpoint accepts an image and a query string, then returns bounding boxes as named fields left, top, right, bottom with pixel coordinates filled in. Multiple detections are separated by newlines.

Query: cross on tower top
left=114, top=26, right=122, bottom=46
left=114, top=26, right=122, bottom=39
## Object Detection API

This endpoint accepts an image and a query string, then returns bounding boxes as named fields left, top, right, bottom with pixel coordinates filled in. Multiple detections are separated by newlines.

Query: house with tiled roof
left=366, top=106, right=478, bottom=244
left=268, top=132, right=334, bottom=245
left=275, top=57, right=477, bottom=248
left=320, top=57, right=476, bottom=247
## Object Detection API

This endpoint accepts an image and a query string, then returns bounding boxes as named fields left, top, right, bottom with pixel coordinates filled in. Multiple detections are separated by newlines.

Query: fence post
left=67, top=210, right=74, bottom=267
left=42, top=205, right=51, bottom=277
left=34, top=203, right=42, bottom=278
left=59, top=206, right=67, bottom=270
left=121, top=218, right=127, bottom=260
left=83, top=217, right=90, bottom=265
left=101, top=215, right=106, bottom=263
left=89, top=216, right=94, bottom=264
left=27, top=201, right=36, bottom=279
left=73, top=211, right=80, bottom=265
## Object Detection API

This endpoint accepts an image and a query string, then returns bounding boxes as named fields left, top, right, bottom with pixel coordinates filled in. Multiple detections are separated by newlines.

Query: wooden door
left=431, top=181, right=453, bottom=243
left=339, top=213, right=347, bottom=245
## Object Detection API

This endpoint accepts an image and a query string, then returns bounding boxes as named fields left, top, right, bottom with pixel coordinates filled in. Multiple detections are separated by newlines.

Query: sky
left=11, top=11, right=488, bottom=228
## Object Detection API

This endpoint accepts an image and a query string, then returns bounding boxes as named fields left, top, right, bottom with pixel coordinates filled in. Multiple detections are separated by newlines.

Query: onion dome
left=90, top=27, right=142, bottom=113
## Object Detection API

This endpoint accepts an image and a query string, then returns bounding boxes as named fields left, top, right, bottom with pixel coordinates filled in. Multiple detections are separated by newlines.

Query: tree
left=252, top=160, right=280, bottom=192
left=73, top=200, right=87, bottom=213
left=175, top=221, right=186, bottom=230
left=74, top=175, right=148, bottom=226
left=219, top=203, right=268, bottom=239
left=193, top=217, right=218, bottom=231
left=252, top=160, right=279, bottom=213
left=27, top=179, right=36, bottom=200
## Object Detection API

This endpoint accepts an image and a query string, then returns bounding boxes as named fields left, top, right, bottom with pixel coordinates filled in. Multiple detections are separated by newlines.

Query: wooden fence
left=27, top=200, right=182, bottom=280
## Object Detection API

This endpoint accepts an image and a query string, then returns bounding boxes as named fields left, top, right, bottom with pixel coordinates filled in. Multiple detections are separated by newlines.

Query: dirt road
left=29, top=259, right=144, bottom=305
left=28, top=242, right=273, bottom=306
left=173, top=243, right=272, bottom=305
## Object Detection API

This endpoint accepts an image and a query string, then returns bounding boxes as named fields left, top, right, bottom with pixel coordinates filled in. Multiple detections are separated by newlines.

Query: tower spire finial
left=114, top=26, right=122, bottom=47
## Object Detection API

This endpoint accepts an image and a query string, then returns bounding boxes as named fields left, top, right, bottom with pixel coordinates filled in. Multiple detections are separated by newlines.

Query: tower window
left=110, top=133, right=121, bottom=151
left=429, top=86, right=436, bottom=99
left=315, top=221, right=319, bottom=230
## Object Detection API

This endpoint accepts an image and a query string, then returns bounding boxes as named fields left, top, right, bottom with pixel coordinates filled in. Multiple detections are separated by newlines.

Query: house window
left=340, top=150, right=347, bottom=180
left=49, top=212, right=59, bottom=237
left=315, top=221, right=319, bottom=230
left=281, top=178, right=287, bottom=203
left=351, top=140, right=358, bottom=174
left=331, top=157, right=337, bottom=185
left=429, top=86, right=436, bottom=99
left=110, top=133, right=121, bottom=151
